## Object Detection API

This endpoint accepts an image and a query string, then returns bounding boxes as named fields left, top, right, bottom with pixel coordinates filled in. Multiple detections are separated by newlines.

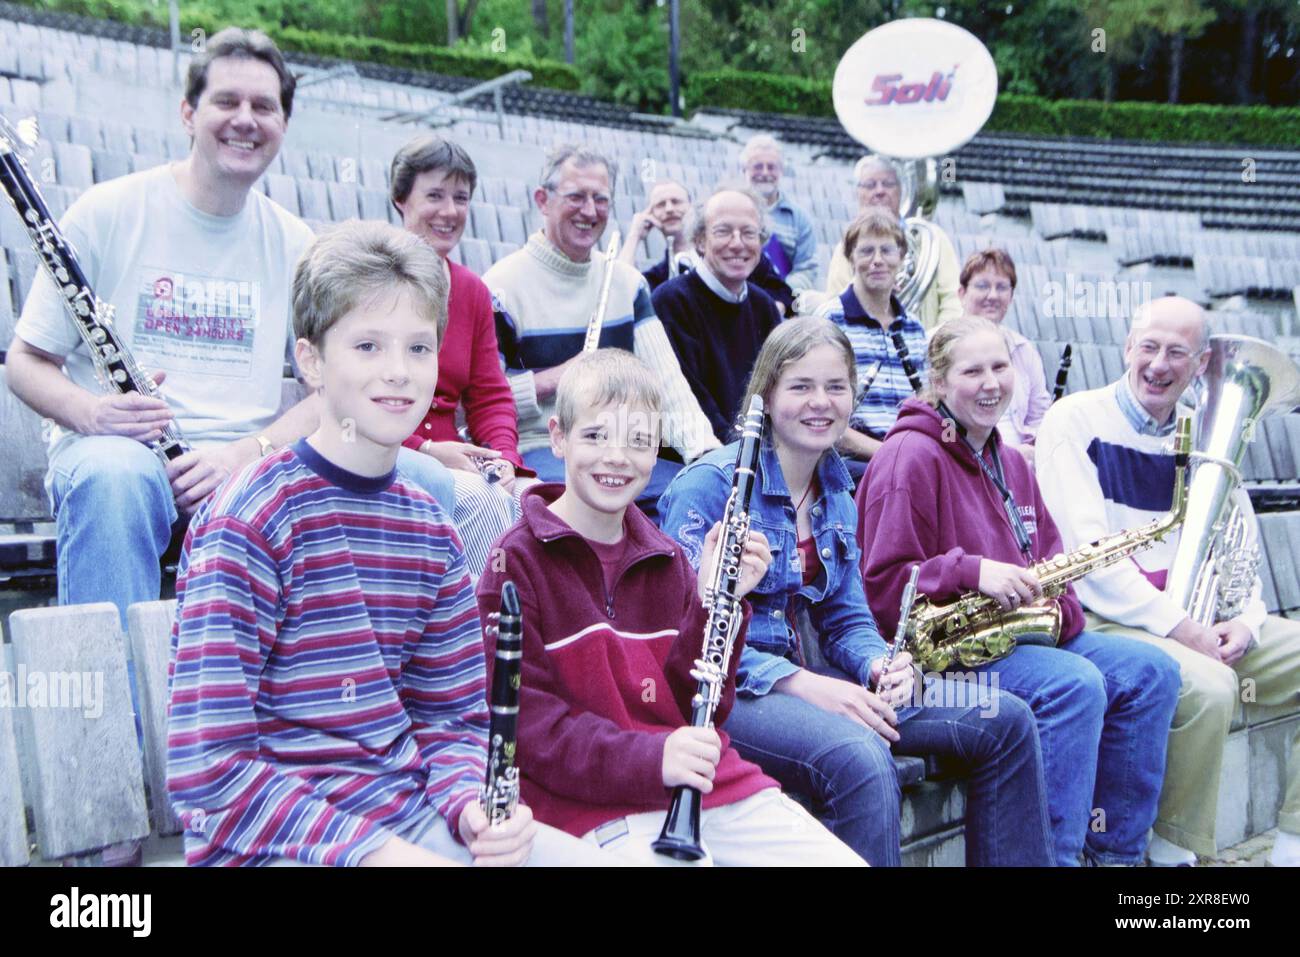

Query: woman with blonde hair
left=857, top=315, right=1181, bottom=866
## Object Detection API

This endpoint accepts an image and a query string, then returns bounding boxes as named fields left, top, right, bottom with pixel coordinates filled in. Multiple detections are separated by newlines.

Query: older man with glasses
left=483, top=144, right=719, bottom=511
left=652, top=186, right=783, bottom=443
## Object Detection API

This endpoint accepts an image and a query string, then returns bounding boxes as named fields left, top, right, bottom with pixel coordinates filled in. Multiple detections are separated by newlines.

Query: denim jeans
left=47, top=436, right=456, bottom=626
left=973, top=632, right=1181, bottom=866
left=722, top=669, right=1053, bottom=867
left=522, top=447, right=682, bottom=522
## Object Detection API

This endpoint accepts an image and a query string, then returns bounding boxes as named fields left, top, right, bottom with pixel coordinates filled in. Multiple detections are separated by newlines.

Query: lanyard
left=939, top=403, right=1034, bottom=559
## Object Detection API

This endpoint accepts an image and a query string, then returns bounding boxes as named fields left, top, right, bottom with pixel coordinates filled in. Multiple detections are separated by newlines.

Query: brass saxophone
left=907, top=416, right=1192, bottom=673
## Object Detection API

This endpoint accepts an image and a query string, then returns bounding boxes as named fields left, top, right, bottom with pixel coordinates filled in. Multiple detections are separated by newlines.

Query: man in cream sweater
left=1036, top=296, right=1300, bottom=868
left=485, top=144, right=719, bottom=511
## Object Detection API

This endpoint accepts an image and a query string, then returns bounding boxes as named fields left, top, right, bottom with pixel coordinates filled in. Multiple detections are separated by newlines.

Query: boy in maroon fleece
left=476, top=349, right=865, bottom=866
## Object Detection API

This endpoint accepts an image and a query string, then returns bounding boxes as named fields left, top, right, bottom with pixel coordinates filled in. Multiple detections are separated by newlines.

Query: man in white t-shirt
left=7, top=28, right=451, bottom=626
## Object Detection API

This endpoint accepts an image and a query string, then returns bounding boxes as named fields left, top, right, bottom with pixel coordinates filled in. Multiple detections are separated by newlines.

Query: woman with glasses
left=813, top=210, right=927, bottom=484
left=957, top=248, right=1051, bottom=466
left=856, top=315, right=1181, bottom=866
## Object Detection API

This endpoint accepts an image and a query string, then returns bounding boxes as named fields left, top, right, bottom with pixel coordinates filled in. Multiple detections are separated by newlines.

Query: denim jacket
left=658, top=440, right=888, bottom=696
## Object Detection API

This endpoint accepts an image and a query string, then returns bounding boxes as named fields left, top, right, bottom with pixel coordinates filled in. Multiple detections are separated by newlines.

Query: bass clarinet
left=481, top=581, right=523, bottom=826
left=652, top=395, right=765, bottom=861
left=0, top=116, right=188, bottom=462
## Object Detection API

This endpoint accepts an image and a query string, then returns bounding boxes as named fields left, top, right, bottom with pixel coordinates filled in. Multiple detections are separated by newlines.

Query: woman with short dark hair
left=390, top=134, right=527, bottom=578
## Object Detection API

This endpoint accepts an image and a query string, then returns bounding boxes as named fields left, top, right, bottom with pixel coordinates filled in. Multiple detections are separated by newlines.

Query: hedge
left=11, top=0, right=582, bottom=91
left=686, top=71, right=1300, bottom=148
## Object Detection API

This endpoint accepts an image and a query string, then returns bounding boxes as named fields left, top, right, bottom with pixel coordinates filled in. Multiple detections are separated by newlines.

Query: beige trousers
left=1085, top=612, right=1300, bottom=855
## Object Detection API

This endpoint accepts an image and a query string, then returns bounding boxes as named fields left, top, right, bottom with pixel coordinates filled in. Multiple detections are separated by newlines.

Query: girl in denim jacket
left=658, top=317, right=1053, bottom=866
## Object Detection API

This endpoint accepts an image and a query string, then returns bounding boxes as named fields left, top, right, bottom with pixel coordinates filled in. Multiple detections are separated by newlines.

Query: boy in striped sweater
left=166, top=221, right=605, bottom=866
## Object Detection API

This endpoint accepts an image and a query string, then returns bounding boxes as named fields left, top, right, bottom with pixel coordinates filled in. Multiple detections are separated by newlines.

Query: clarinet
left=1052, top=343, right=1073, bottom=402
left=889, top=329, right=924, bottom=395
left=652, top=394, right=765, bottom=861
left=481, top=580, right=522, bottom=827
left=0, top=117, right=189, bottom=462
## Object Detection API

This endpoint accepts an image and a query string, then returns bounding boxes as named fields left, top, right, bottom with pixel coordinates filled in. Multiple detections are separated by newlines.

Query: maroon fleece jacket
left=856, top=398, right=1085, bottom=641
left=475, top=484, right=775, bottom=837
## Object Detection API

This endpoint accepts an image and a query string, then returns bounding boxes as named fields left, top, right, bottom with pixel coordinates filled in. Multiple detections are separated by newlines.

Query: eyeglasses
left=1135, top=341, right=1198, bottom=363
left=709, top=225, right=763, bottom=243
left=856, top=178, right=899, bottom=191
left=549, top=189, right=611, bottom=210
left=853, top=243, right=901, bottom=260
left=969, top=279, right=1014, bottom=295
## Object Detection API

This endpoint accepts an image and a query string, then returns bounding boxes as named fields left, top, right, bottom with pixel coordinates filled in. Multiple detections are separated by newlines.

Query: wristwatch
left=255, top=434, right=275, bottom=457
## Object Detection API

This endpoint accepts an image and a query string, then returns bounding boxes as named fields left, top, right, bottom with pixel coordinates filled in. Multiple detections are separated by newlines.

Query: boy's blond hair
left=292, top=220, right=448, bottom=347
left=554, top=348, right=662, bottom=437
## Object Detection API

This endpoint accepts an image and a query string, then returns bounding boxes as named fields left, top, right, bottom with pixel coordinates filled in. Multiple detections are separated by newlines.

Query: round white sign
left=832, top=18, right=999, bottom=159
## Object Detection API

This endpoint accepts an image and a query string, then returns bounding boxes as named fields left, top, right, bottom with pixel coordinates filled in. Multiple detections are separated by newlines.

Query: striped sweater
left=1036, top=379, right=1266, bottom=640
left=167, top=439, right=489, bottom=866
left=813, top=287, right=927, bottom=438
left=484, top=231, right=719, bottom=462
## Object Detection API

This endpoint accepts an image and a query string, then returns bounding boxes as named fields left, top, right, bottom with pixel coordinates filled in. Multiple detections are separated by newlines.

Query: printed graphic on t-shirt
left=1018, top=503, right=1038, bottom=537
left=131, top=267, right=262, bottom=379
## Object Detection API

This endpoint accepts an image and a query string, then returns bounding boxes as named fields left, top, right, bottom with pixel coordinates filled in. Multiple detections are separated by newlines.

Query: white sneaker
left=1147, top=833, right=1196, bottom=867
left=1270, top=830, right=1300, bottom=867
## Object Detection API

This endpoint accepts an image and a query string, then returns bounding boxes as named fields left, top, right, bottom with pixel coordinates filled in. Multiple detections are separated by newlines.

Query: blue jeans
left=722, top=668, right=1053, bottom=867
left=522, top=447, right=682, bottom=522
left=973, top=632, right=1181, bottom=866
left=47, top=436, right=456, bottom=626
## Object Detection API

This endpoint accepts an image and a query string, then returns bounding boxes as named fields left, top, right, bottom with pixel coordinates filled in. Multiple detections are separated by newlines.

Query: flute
left=582, top=230, right=621, bottom=353
left=876, top=564, right=920, bottom=694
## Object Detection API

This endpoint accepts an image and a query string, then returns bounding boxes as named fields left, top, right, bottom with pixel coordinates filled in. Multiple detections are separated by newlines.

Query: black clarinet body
left=652, top=395, right=765, bottom=861
left=0, top=118, right=188, bottom=462
left=482, top=581, right=522, bottom=827
left=889, top=329, right=924, bottom=394
left=1052, top=343, right=1073, bottom=402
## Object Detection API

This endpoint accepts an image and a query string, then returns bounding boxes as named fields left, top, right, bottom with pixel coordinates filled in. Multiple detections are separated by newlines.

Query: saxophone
left=907, top=416, right=1192, bottom=673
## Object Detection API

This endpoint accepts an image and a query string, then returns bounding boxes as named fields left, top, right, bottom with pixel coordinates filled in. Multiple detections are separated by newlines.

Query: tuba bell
left=831, top=19, right=998, bottom=319
left=1164, top=334, right=1300, bottom=624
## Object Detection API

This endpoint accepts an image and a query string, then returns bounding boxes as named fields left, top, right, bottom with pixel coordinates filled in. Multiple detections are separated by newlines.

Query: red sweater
left=475, top=484, right=776, bottom=838
left=857, top=398, right=1085, bottom=642
left=403, top=260, right=524, bottom=469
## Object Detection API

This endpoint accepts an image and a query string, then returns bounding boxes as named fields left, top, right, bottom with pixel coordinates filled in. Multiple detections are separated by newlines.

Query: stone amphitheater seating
left=1, top=2, right=1298, bottom=865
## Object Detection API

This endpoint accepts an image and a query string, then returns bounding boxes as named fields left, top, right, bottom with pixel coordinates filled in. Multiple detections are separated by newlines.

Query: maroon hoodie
left=475, top=484, right=775, bottom=838
left=856, top=398, right=1085, bottom=642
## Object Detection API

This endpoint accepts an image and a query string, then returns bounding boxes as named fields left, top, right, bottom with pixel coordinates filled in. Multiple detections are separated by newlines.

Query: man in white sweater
left=484, top=144, right=719, bottom=512
left=1036, top=296, right=1300, bottom=867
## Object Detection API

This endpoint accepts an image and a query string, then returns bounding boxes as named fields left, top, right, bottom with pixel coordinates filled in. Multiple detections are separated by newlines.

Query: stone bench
left=2, top=601, right=1297, bottom=866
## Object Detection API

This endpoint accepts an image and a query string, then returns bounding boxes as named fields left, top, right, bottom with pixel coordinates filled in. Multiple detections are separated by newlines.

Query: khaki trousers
left=1085, top=612, right=1300, bottom=855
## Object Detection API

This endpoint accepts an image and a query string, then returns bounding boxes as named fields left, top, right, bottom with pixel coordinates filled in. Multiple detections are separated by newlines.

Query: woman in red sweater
left=391, top=135, right=529, bottom=577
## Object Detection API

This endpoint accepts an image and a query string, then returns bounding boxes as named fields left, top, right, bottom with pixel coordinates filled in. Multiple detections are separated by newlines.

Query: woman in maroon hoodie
left=857, top=315, right=1181, bottom=867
